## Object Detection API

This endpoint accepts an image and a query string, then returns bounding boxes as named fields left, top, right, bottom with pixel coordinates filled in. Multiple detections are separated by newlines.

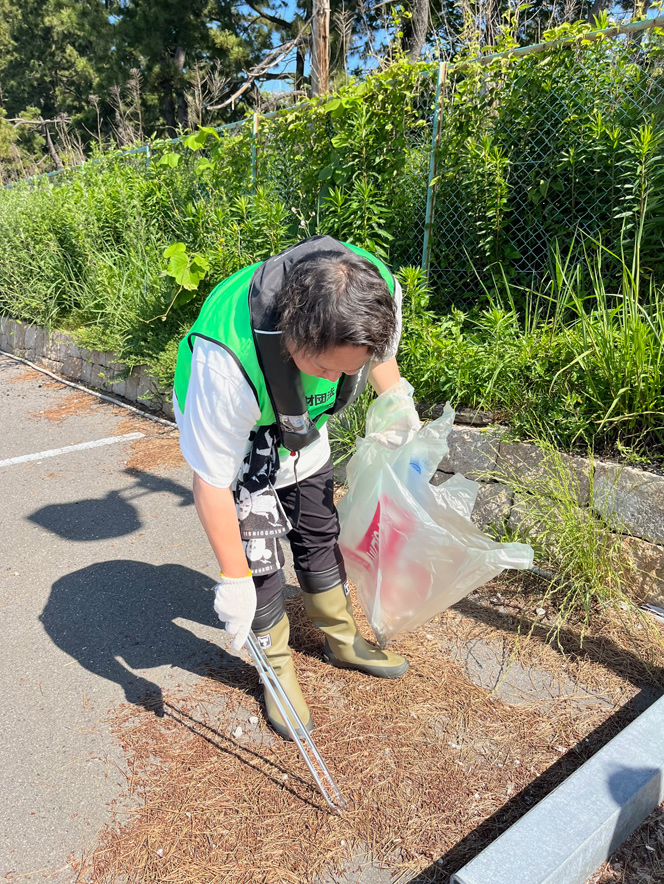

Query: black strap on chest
left=249, top=236, right=371, bottom=452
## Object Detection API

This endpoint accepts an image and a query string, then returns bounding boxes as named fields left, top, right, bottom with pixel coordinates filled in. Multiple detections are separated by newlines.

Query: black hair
left=275, top=250, right=396, bottom=359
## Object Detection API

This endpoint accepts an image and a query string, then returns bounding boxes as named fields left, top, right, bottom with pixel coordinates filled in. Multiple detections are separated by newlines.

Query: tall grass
left=482, top=445, right=634, bottom=641
left=399, top=234, right=664, bottom=460
left=0, top=150, right=294, bottom=381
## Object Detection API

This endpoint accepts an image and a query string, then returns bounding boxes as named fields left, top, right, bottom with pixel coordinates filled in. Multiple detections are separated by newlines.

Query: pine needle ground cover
left=76, top=576, right=664, bottom=884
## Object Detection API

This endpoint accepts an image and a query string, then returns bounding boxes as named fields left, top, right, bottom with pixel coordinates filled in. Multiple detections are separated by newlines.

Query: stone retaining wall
left=0, top=316, right=174, bottom=419
left=433, top=424, right=664, bottom=607
left=2, top=316, right=662, bottom=606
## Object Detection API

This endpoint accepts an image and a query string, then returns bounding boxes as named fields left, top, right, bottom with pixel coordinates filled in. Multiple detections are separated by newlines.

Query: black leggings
left=251, top=459, right=346, bottom=630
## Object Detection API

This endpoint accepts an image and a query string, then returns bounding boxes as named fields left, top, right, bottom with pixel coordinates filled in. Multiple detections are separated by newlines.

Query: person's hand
left=367, top=378, right=421, bottom=449
left=213, top=573, right=256, bottom=650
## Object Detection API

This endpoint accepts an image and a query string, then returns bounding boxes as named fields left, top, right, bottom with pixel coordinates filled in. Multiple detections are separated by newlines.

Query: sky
left=253, top=1, right=664, bottom=94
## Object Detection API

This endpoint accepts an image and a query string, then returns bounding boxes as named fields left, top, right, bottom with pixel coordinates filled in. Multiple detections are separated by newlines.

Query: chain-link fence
left=243, top=16, right=664, bottom=310
left=428, top=18, right=664, bottom=308
left=4, top=17, right=664, bottom=315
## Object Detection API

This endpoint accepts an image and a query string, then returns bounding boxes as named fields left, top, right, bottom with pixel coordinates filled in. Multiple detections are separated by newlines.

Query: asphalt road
left=0, top=354, right=237, bottom=881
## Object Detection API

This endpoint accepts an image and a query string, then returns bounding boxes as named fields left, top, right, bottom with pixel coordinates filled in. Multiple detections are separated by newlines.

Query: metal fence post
left=145, top=143, right=150, bottom=169
left=251, top=111, right=260, bottom=192
left=421, top=62, right=447, bottom=278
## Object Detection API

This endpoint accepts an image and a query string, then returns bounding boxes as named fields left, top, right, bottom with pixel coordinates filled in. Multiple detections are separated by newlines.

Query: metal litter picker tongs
left=245, top=631, right=347, bottom=814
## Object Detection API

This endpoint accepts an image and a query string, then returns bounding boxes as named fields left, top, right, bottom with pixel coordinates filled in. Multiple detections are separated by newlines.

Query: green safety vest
left=173, top=235, right=395, bottom=452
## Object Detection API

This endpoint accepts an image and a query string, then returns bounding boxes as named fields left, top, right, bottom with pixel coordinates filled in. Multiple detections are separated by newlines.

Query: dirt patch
left=123, top=429, right=185, bottom=472
left=75, top=575, right=664, bottom=884
left=6, top=365, right=66, bottom=391
left=7, top=367, right=45, bottom=384
left=34, top=389, right=102, bottom=422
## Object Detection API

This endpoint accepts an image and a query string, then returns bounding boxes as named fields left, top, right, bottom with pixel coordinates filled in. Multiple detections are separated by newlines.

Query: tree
left=111, top=0, right=274, bottom=136
left=402, top=0, right=430, bottom=60
left=0, top=1, right=112, bottom=126
left=311, top=0, right=331, bottom=93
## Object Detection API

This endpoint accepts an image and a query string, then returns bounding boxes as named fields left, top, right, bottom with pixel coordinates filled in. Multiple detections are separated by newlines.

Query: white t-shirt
left=175, top=279, right=402, bottom=490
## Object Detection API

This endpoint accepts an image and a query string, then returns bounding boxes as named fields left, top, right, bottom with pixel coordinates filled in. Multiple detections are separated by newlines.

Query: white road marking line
left=0, top=432, right=145, bottom=468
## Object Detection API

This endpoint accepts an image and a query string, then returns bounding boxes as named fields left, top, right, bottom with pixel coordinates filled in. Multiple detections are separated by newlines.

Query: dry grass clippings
left=36, top=390, right=100, bottom=422
left=7, top=366, right=48, bottom=384
left=76, top=575, right=664, bottom=884
left=122, top=430, right=185, bottom=473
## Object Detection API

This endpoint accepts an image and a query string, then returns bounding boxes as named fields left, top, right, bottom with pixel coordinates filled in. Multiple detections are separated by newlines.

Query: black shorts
left=252, top=458, right=345, bottom=611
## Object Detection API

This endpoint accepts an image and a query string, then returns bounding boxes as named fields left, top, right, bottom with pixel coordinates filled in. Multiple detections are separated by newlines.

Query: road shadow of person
left=39, top=559, right=256, bottom=715
left=28, top=470, right=194, bottom=542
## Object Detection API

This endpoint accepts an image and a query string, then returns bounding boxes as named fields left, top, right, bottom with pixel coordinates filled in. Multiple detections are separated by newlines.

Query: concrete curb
left=451, top=694, right=664, bottom=884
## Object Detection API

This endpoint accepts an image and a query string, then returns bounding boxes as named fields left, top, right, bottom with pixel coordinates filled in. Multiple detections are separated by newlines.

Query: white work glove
left=366, top=378, right=421, bottom=449
left=213, top=573, right=257, bottom=651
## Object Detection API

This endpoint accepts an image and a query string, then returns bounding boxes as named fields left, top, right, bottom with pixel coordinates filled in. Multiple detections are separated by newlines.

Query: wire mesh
left=3, top=21, right=663, bottom=315
left=248, top=25, right=664, bottom=311
left=428, top=30, right=664, bottom=309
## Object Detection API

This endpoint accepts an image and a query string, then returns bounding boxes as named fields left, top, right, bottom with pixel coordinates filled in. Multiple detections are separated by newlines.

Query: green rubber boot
left=302, top=584, right=409, bottom=679
left=254, top=613, right=314, bottom=740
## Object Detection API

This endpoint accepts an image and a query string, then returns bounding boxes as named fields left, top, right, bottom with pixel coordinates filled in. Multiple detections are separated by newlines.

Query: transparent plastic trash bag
left=337, top=402, right=533, bottom=646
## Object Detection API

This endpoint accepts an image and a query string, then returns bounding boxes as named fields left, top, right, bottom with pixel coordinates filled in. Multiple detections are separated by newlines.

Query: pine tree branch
left=205, top=29, right=310, bottom=111
left=243, top=0, right=295, bottom=30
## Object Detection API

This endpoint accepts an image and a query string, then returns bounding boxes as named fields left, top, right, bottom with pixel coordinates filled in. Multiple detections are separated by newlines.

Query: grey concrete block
left=61, top=355, right=82, bottom=380
left=622, top=536, right=664, bottom=607
left=33, top=326, right=46, bottom=357
left=593, top=463, right=664, bottom=545
left=90, top=363, right=107, bottom=387
left=42, top=333, right=57, bottom=361
left=109, top=378, right=127, bottom=399
left=437, top=426, right=504, bottom=479
left=47, top=330, right=73, bottom=362
left=45, top=336, right=68, bottom=363
left=507, top=492, right=564, bottom=536
left=11, top=321, right=27, bottom=352
left=451, top=694, right=664, bottom=884
left=0, top=317, right=12, bottom=352
left=431, top=470, right=454, bottom=487
left=498, top=441, right=591, bottom=506
left=123, top=370, right=140, bottom=403
left=98, top=361, right=126, bottom=394
left=472, top=483, right=512, bottom=530
left=106, top=360, right=127, bottom=380
left=24, top=324, right=37, bottom=355
left=135, top=366, right=155, bottom=402
left=64, top=340, right=80, bottom=360
left=50, top=330, right=72, bottom=346
left=430, top=472, right=512, bottom=529
left=79, top=358, right=95, bottom=386
left=40, top=358, right=64, bottom=374
left=455, top=407, right=495, bottom=427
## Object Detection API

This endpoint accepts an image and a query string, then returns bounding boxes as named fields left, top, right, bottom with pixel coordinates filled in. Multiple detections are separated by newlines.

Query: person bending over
left=173, top=235, right=420, bottom=738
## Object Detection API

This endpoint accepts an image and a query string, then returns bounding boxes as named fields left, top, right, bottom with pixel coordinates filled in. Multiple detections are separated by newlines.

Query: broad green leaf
left=185, top=127, right=220, bottom=151
left=157, top=152, right=181, bottom=167
left=195, top=158, right=213, bottom=175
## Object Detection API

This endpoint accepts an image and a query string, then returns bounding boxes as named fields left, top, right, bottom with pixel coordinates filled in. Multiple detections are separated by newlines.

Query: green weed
left=482, top=444, right=635, bottom=643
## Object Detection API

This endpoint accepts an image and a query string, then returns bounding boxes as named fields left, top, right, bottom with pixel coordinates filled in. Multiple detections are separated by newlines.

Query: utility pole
left=311, top=0, right=330, bottom=95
